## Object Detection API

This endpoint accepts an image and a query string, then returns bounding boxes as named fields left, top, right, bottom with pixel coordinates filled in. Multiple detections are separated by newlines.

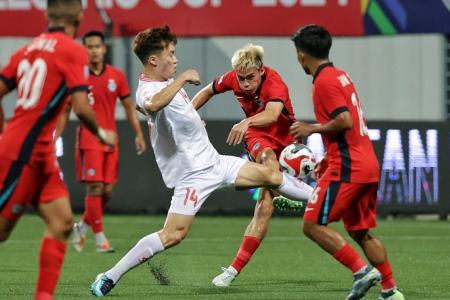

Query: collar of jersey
left=47, top=27, right=66, bottom=33
left=313, top=62, right=334, bottom=83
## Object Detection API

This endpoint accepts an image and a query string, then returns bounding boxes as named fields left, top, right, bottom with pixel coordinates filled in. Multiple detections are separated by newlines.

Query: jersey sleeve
left=211, top=71, right=234, bottom=94
left=0, top=50, right=22, bottom=91
left=136, top=84, right=158, bottom=110
left=116, top=69, right=131, bottom=100
left=60, top=44, right=89, bottom=94
left=316, top=78, right=348, bottom=118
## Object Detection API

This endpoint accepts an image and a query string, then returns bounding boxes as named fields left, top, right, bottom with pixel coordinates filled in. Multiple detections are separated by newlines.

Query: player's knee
left=87, top=182, right=104, bottom=196
left=348, top=229, right=370, bottom=244
left=264, top=168, right=282, bottom=187
left=49, top=217, right=73, bottom=240
left=258, top=148, right=277, bottom=164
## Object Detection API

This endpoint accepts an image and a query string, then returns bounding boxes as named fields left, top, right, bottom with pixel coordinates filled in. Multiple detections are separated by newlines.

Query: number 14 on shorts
left=184, top=187, right=198, bottom=207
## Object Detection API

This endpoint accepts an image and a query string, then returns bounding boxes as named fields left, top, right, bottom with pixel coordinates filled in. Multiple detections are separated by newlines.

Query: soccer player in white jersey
left=90, top=26, right=313, bottom=297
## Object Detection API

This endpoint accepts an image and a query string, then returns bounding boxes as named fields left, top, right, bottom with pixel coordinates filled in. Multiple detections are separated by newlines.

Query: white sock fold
left=105, top=232, right=164, bottom=283
left=276, top=173, right=314, bottom=201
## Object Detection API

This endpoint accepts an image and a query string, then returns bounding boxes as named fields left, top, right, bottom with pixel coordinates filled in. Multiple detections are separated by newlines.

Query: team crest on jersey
left=108, top=79, right=117, bottom=92
left=253, top=142, right=260, bottom=151
left=87, top=168, right=96, bottom=177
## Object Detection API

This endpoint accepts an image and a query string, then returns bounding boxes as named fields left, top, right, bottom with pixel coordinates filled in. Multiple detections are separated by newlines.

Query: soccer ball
left=279, top=143, right=316, bottom=179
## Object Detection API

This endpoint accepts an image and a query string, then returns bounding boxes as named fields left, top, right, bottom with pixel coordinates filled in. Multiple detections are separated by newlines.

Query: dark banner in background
left=59, top=120, right=450, bottom=218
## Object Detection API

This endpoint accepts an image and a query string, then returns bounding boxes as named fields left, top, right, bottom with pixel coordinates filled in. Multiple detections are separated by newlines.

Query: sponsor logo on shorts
left=252, top=142, right=260, bottom=151
left=87, top=168, right=96, bottom=177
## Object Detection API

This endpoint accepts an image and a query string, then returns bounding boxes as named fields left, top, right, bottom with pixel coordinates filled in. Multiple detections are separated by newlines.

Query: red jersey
left=212, top=66, right=296, bottom=144
left=0, top=28, right=89, bottom=162
left=312, top=63, right=379, bottom=183
left=77, top=64, right=130, bottom=151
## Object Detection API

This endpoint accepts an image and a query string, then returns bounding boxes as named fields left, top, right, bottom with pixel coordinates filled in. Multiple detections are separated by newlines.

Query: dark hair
left=83, top=30, right=105, bottom=44
left=133, top=25, right=177, bottom=65
left=291, top=24, right=332, bottom=59
left=47, top=0, right=82, bottom=25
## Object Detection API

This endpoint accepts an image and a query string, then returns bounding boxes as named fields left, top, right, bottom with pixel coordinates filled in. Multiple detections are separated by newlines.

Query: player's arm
left=71, top=91, right=115, bottom=146
left=143, top=69, right=200, bottom=113
left=0, top=77, right=13, bottom=134
left=192, top=83, right=214, bottom=110
left=0, top=105, right=4, bottom=134
left=121, top=96, right=147, bottom=155
left=55, top=102, right=72, bottom=138
left=290, top=111, right=353, bottom=138
left=226, top=101, right=284, bottom=146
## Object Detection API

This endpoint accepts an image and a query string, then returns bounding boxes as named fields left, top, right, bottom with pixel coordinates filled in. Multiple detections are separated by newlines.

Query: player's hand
left=290, top=121, right=313, bottom=138
left=97, top=127, right=116, bottom=147
left=226, top=119, right=249, bottom=146
left=312, top=154, right=328, bottom=180
left=135, top=134, right=147, bottom=155
left=180, top=69, right=201, bottom=86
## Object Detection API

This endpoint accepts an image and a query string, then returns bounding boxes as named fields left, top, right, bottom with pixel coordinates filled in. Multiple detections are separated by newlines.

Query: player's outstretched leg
left=91, top=213, right=193, bottom=297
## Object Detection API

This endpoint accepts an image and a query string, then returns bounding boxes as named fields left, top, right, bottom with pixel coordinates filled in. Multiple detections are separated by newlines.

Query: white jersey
left=136, top=74, right=220, bottom=188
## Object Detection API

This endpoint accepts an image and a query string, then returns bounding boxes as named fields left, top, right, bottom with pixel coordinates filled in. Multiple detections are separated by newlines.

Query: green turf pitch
left=0, top=215, right=449, bottom=299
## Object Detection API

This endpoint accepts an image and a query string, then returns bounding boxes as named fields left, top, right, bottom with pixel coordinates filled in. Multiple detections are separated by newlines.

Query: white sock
left=105, top=232, right=164, bottom=283
left=78, top=220, right=90, bottom=235
left=95, top=232, right=108, bottom=245
left=276, top=173, right=313, bottom=201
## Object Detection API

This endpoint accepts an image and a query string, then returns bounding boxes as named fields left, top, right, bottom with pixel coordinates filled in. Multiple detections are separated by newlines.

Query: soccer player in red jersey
left=70, top=31, right=146, bottom=253
left=290, top=25, right=404, bottom=300
left=192, top=44, right=313, bottom=286
left=0, top=0, right=115, bottom=299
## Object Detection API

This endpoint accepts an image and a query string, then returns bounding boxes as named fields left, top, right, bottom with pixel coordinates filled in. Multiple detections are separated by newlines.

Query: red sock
left=35, top=237, right=66, bottom=300
left=376, top=260, right=396, bottom=290
left=230, top=236, right=261, bottom=273
left=85, top=195, right=103, bottom=233
left=333, top=244, right=366, bottom=273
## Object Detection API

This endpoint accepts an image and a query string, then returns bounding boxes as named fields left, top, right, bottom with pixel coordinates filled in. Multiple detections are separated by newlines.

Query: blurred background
left=0, top=0, right=449, bottom=218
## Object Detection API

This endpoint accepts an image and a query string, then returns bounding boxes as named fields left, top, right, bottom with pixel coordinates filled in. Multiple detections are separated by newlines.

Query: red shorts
left=0, top=155, right=69, bottom=222
left=245, top=136, right=290, bottom=161
left=303, top=180, right=378, bottom=231
left=76, top=148, right=118, bottom=183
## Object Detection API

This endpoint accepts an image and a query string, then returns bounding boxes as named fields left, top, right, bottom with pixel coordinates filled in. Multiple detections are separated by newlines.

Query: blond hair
left=231, top=44, right=264, bottom=72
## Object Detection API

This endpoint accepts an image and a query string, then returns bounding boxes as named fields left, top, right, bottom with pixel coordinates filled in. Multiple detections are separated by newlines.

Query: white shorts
left=168, top=155, right=247, bottom=215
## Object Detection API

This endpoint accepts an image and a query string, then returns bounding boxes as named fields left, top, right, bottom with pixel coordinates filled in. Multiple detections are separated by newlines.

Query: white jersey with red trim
left=135, top=74, right=219, bottom=188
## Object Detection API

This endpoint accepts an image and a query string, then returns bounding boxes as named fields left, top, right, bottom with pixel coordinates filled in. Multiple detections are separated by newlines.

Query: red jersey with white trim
left=77, top=64, right=130, bottom=151
left=312, top=63, right=379, bottom=183
left=212, top=66, right=296, bottom=144
left=0, top=28, right=89, bottom=162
